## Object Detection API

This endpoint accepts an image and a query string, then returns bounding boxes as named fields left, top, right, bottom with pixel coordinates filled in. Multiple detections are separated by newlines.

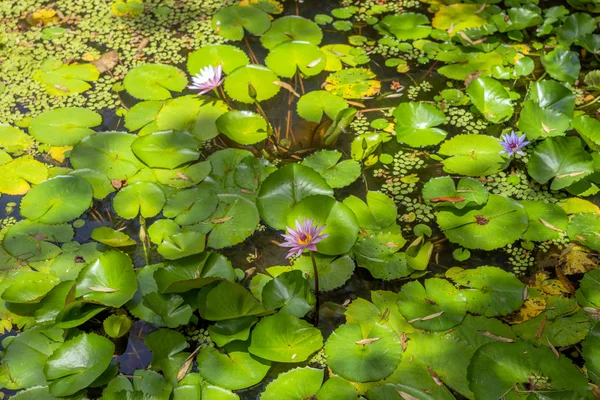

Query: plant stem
left=310, top=251, right=320, bottom=326
left=139, top=216, right=150, bottom=265
left=254, top=100, right=273, bottom=137
left=577, top=93, right=600, bottom=109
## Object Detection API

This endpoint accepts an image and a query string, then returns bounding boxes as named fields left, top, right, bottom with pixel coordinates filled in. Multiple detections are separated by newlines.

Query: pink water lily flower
left=280, top=218, right=329, bottom=259
left=188, top=65, right=225, bottom=94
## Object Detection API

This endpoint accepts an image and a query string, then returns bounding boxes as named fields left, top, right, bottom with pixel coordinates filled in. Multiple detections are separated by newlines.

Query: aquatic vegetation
left=0, top=0, right=600, bottom=398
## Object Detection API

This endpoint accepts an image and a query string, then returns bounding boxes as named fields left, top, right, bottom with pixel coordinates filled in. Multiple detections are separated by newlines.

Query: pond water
left=1, top=0, right=600, bottom=399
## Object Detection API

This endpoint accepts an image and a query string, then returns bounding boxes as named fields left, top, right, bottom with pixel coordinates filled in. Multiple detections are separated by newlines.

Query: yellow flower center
left=297, top=233, right=313, bottom=245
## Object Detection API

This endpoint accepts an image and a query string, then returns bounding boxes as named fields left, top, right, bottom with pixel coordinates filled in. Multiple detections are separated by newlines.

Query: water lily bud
left=248, top=82, right=258, bottom=100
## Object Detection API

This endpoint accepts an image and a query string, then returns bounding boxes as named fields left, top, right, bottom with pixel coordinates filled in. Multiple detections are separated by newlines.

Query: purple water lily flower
left=280, top=218, right=329, bottom=259
left=188, top=65, right=224, bottom=94
left=499, top=131, right=529, bottom=156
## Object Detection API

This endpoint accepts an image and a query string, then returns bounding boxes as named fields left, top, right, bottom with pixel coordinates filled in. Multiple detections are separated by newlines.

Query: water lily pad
left=287, top=195, right=359, bottom=255
left=261, top=16, right=323, bottom=49
left=519, top=200, right=568, bottom=241
left=527, top=136, right=594, bottom=190
left=187, top=44, right=250, bottom=75
left=446, top=266, right=524, bottom=316
left=265, top=41, right=326, bottom=78
left=131, top=130, right=199, bottom=169
left=207, top=194, right=260, bottom=249
left=573, top=115, right=600, bottom=151
left=212, top=5, right=271, bottom=40
left=422, top=176, right=488, bottom=210
left=296, top=90, right=348, bottom=123
left=234, top=155, right=276, bottom=191
left=20, top=175, right=93, bottom=224
left=437, top=194, right=528, bottom=250
left=44, top=333, right=114, bottom=397
left=541, top=47, right=581, bottom=84
left=224, top=64, right=281, bottom=104
left=1, top=271, right=60, bottom=304
left=217, top=111, right=269, bottom=145
left=432, top=4, right=487, bottom=34
left=376, top=13, right=431, bottom=40
left=321, top=44, right=365, bottom=71
left=301, top=150, right=361, bottom=189
left=324, top=68, right=380, bottom=99
left=2, top=220, right=73, bottom=262
left=249, top=311, right=323, bottom=362
left=325, top=323, right=402, bottom=382
left=352, top=229, right=411, bottom=280
left=439, top=134, right=507, bottom=177
left=208, top=316, right=258, bottom=348
left=343, top=191, right=397, bottom=231
left=292, top=253, right=355, bottom=292
left=113, top=182, right=166, bottom=219
left=257, top=163, right=333, bottom=230
left=69, top=169, right=115, bottom=199
left=466, top=77, right=514, bottom=124
left=261, top=367, right=324, bottom=400
left=198, top=280, right=266, bottom=321
left=70, top=132, right=144, bottom=180
left=583, top=322, right=600, bottom=384
left=397, top=278, right=467, bottom=331
left=262, top=270, right=315, bottom=317
left=91, top=227, right=136, bottom=247
left=75, top=250, right=137, bottom=307
left=33, top=60, right=99, bottom=96
left=123, top=64, right=187, bottom=100
left=198, top=341, right=271, bottom=390
left=163, top=188, right=218, bottom=225
left=567, top=213, right=600, bottom=251
left=0, top=125, right=34, bottom=154
left=103, top=314, right=132, bottom=338
left=29, top=107, right=102, bottom=146
left=393, top=102, right=447, bottom=147
left=0, top=155, right=48, bottom=195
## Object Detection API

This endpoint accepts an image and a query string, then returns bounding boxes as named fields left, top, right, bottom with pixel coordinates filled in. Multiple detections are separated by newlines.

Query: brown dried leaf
left=421, top=311, right=444, bottom=321
left=539, top=218, right=564, bottom=233
left=89, top=286, right=118, bottom=293
left=355, top=337, right=381, bottom=345
left=427, top=367, right=444, bottom=386
left=273, top=81, right=300, bottom=97
left=546, top=336, right=560, bottom=359
left=429, top=196, right=466, bottom=203
left=211, top=217, right=233, bottom=224
left=478, top=331, right=514, bottom=343
left=177, top=347, right=200, bottom=381
left=91, top=50, right=119, bottom=73
left=555, top=266, right=576, bottom=295
left=398, top=391, right=420, bottom=400
left=535, top=317, right=547, bottom=340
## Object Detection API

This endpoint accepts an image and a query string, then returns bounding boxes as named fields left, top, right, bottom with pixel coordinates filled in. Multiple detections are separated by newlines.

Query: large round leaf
left=216, top=111, right=269, bottom=145
left=131, top=130, right=200, bottom=169
left=70, top=132, right=144, bottom=180
left=248, top=311, right=323, bottom=362
left=261, top=367, right=324, bottom=400
left=44, top=333, right=114, bottom=397
left=113, top=182, right=166, bottom=219
left=2, top=220, right=73, bottom=262
left=573, top=115, right=600, bottom=151
left=397, top=278, right=467, bottom=331
left=437, top=194, right=528, bottom=250
left=296, top=90, right=348, bottom=123
left=187, top=44, right=249, bottom=75
left=422, top=176, right=488, bottom=210
left=301, top=150, right=360, bottom=189
left=527, top=136, right=594, bottom=190
left=325, top=323, right=402, bottom=382
left=567, top=213, right=600, bottom=251
left=207, top=194, right=260, bottom=249
left=163, top=188, right=218, bottom=225
left=583, top=322, right=600, bottom=384
left=439, top=135, right=508, bottom=177
left=342, top=191, right=397, bottom=230
left=211, top=5, right=271, bottom=40
left=541, top=47, right=581, bottom=84
left=287, top=195, right=359, bottom=255
left=262, top=270, right=315, bottom=317
left=20, top=175, right=93, bottom=224
left=261, top=16, right=323, bottom=49
left=519, top=200, right=568, bottom=241
left=75, top=250, right=137, bottom=307
left=466, top=77, right=514, bottom=124
left=123, top=64, right=187, bottom=100
left=324, top=68, right=380, bottom=99
left=224, top=64, right=280, bottom=104
left=0, top=156, right=47, bottom=195
left=446, top=266, right=524, bottom=317
left=257, top=163, right=333, bottom=230
left=468, top=341, right=591, bottom=399
left=197, top=341, right=270, bottom=390
left=432, top=4, right=486, bottom=34
left=198, top=280, right=266, bottom=321
left=1, top=270, right=60, bottom=304
left=376, top=13, right=431, bottom=40
left=265, top=41, right=326, bottom=78
left=29, top=107, right=102, bottom=146
left=0, top=125, right=34, bottom=153
left=392, top=102, right=447, bottom=147
left=292, top=254, right=355, bottom=292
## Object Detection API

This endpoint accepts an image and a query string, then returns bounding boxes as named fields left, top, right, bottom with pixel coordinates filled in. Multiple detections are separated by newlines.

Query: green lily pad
left=343, top=191, right=397, bottom=230
left=29, top=107, right=102, bottom=146
left=145, top=329, right=189, bottom=384
left=2, top=220, right=73, bottom=262
left=541, top=47, right=581, bottom=84
left=301, top=150, right=361, bottom=189
left=0, top=125, right=34, bottom=153
left=573, top=115, right=600, bottom=151
left=69, top=169, right=115, bottom=200
left=397, top=278, right=467, bottom=331
left=197, top=341, right=271, bottom=390
left=216, top=111, right=269, bottom=145
left=131, top=130, right=200, bottom=169
left=20, top=175, right=93, bottom=224
left=466, top=77, right=514, bottom=124
left=422, top=176, right=489, bottom=210
left=439, top=134, right=508, bottom=177
left=583, top=322, right=600, bottom=384
left=91, top=227, right=136, bottom=247
left=265, top=41, right=326, bottom=78
left=224, top=64, right=281, bottom=104
left=75, top=250, right=137, bottom=307
left=103, top=314, right=132, bottom=338
left=446, top=266, right=524, bottom=316
left=125, top=101, right=165, bottom=134
left=257, top=163, right=333, bottom=230
left=287, top=195, right=359, bottom=255
left=262, top=270, right=315, bottom=317
left=0, top=155, right=48, bottom=195
left=33, top=59, right=99, bottom=96
left=296, top=90, right=349, bottom=123
left=321, top=44, right=366, bottom=71
left=393, top=102, right=447, bottom=147
left=187, top=44, right=250, bottom=75
left=324, top=68, right=380, bottom=99
left=212, top=5, right=271, bottom=40
left=208, top=316, right=258, bottom=347
left=432, top=4, right=487, bottom=34
left=527, top=136, right=594, bottom=190
left=519, top=200, right=568, bottom=241
left=248, top=311, right=323, bottom=362
left=261, top=367, right=324, bottom=400
left=163, top=188, right=218, bottom=225
left=345, top=290, right=414, bottom=338
left=143, top=291, right=193, bottom=328
left=437, top=194, right=528, bottom=250
left=198, top=280, right=266, bottom=321
left=44, top=333, right=114, bottom=397
left=207, top=194, right=260, bottom=249
left=292, top=253, right=355, bottom=292
left=261, top=16, right=323, bottom=49
left=157, top=231, right=206, bottom=260
left=376, top=13, right=431, bottom=40
left=113, top=182, right=166, bottom=219
left=123, top=64, right=187, bottom=100
left=234, top=155, right=276, bottom=191
left=567, top=213, right=600, bottom=251
left=70, top=132, right=144, bottom=180
left=352, top=229, right=411, bottom=280
left=1, top=271, right=61, bottom=304
left=512, top=306, right=590, bottom=348
left=325, top=323, right=402, bottom=382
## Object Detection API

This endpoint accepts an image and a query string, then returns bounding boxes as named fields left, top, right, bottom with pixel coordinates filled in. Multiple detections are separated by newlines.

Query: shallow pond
left=1, top=0, right=600, bottom=399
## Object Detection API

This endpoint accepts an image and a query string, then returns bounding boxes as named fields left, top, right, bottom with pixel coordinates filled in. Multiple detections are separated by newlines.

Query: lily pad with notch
left=131, top=130, right=200, bottom=170
left=265, top=41, right=326, bottom=78
left=29, top=107, right=102, bottom=146
left=216, top=110, right=269, bottom=145
left=260, top=15, right=323, bottom=49
left=211, top=5, right=271, bottom=41
left=423, top=176, right=488, bottom=210
left=123, top=64, right=187, bottom=100
left=224, top=64, right=281, bottom=104
left=301, top=150, right=361, bottom=189
left=187, top=44, right=250, bottom=75
left=439, top=135, right=508, bottom=177
left=392, top=102, right=447, bottom=147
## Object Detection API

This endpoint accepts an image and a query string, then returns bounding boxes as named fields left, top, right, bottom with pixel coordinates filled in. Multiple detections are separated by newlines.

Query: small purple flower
left=280, top=218, right=329, bottom=259
left=499, top=131, right=530, bottom=156
left=188, top=65, right=224, bottom=95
